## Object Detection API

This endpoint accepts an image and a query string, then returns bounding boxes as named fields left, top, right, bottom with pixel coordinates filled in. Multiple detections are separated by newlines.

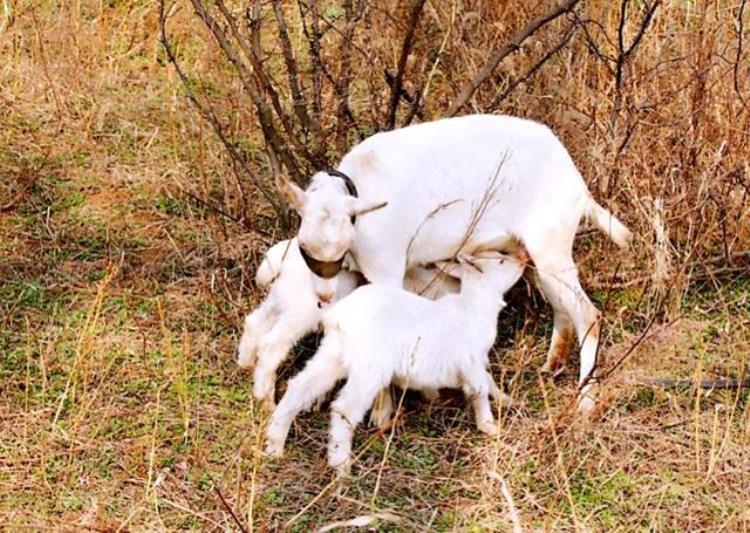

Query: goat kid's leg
left=487, top=374, right=513, bottom=408
left=265, top=340, right=345, bottom=458
left=253, top=316, right=311, bottom=410
left=535, top=260, right=601, bottom=413
left=463, top=370, right=497, bottom=436
left=237, top=305, right=276, bottom=369
left=368, top=387, right=394, bottom=429
left=328, top=377, right=382, bottom=475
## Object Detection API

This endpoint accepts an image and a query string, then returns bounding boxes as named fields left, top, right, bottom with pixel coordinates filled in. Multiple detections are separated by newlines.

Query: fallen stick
left=633, top=377, right=750, bottom=390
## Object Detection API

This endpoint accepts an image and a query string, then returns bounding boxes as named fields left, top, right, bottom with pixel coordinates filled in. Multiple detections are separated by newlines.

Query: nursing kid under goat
left=265, top=249, right=529, bottom=474
left=237, top=238, right=459, bottom=408
left=277, top=114, right=632, bottom=412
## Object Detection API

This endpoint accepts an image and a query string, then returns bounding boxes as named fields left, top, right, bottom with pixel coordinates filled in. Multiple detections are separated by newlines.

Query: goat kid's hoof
left=368, top=408, right=393, bottom=430
left=330, top=459, right=352, bottom=478
left=478, top=421, right=498, bottom=436
left=265, top=441, right=284, bottom=458
left=421, top=388, right=440, bottom=402
left=254, top=392, right=276, bottom=412
left=576, top=387, right=599, bottom=415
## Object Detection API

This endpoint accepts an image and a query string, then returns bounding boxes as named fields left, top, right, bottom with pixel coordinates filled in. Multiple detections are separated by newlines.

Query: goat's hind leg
left=266, top=336, right=345, bottom=457
left=534, top=258, right=601, bottom=412
left=526, top=267, right=575, bottom=375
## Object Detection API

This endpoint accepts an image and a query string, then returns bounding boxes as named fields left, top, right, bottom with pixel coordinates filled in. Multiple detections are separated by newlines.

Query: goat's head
left=279, top=171, right=387, bottom=301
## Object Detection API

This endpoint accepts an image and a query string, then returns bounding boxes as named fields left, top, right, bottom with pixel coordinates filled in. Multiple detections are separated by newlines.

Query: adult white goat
left=265, top=249, right=527, bottom=474
left=237, top=238, right=459, bottom=408
left=278, top=114, right=632, bottom=411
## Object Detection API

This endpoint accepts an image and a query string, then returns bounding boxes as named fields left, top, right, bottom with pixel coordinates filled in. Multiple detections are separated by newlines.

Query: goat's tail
left=586, top=198, right=632, bottom=249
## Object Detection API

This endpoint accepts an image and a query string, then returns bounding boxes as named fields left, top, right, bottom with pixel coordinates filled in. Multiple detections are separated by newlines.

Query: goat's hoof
left=495, top=392, right=514, bottom=408
left=478, top=421, right=498, bottom=436
left=539, top=362, right=556, bottom=375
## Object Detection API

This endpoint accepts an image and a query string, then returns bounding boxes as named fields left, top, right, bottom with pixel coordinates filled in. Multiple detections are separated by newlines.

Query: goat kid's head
left=279, top=171, right=386, bottom=302
left=455, top=249, right=529, bottom=294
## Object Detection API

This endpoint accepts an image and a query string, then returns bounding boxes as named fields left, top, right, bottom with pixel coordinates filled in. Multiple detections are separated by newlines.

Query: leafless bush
left=158, top=0, right=749, bottom=303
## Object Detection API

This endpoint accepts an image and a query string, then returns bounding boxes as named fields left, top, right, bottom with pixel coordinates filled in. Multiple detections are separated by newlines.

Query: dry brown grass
left=1, top=0, right=749, bottom=530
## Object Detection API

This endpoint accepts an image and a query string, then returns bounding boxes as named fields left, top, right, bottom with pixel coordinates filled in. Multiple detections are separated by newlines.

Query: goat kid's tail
left=255, top=256, right=277, bottom=288
left=255, top=240, right=292, bottom=288
left=586, top=198, right=632, bottom=249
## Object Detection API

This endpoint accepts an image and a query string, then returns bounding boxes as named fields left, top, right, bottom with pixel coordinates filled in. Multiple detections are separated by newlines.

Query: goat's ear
left=350, top=198, right=388, bottom=217
left=277, top=174, right=307, bottom=213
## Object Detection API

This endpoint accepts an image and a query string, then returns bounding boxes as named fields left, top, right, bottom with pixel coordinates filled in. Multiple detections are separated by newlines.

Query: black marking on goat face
left=299, top=245, right=345, bottom=279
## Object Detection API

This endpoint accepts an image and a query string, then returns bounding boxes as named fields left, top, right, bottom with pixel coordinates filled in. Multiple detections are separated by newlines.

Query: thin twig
left=213, top=484, right=248, bottom=533
left=489, top=22, right=577, bottom=109
left=632, top=377, right=750, bottom=391
left=446, top=0, right=581, bottom=116
left=385, top=0, right=427, bottom=129
left=733, top=0, right=748, bottom=106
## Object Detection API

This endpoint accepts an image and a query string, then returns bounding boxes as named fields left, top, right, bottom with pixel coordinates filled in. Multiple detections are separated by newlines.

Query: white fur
left=265, top=251, right=526, bottom=474
left=237, top=238, right=458, bottom=408
left=279, top=114, right=632, bottom=410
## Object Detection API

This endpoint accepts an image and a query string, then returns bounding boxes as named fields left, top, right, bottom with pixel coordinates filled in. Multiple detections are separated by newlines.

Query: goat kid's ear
left=456, top=252, right=483, bottom=273
left=349, top=198, right=388, bottom=217
left=433, top=260, right=461, bottom=279
left=277, top=174, right=307, bottom=214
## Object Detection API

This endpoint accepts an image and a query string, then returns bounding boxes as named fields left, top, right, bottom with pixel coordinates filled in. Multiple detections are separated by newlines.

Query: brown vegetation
left=1, top=0, right=748, bottom=530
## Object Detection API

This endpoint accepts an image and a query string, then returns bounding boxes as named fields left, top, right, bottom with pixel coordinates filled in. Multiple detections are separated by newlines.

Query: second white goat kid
left=237, top=238, right=459, bottom=409
left=265, top=250, right=527, bottom=474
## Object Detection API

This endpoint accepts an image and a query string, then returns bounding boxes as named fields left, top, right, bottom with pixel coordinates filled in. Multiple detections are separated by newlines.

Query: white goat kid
left=265, top=250, right=527, bottom=475
left=278, top=114, right=632, bottom=411
left=237, top=238, right=359, bottom=409
left=237, top=238, right=459, bottom=409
